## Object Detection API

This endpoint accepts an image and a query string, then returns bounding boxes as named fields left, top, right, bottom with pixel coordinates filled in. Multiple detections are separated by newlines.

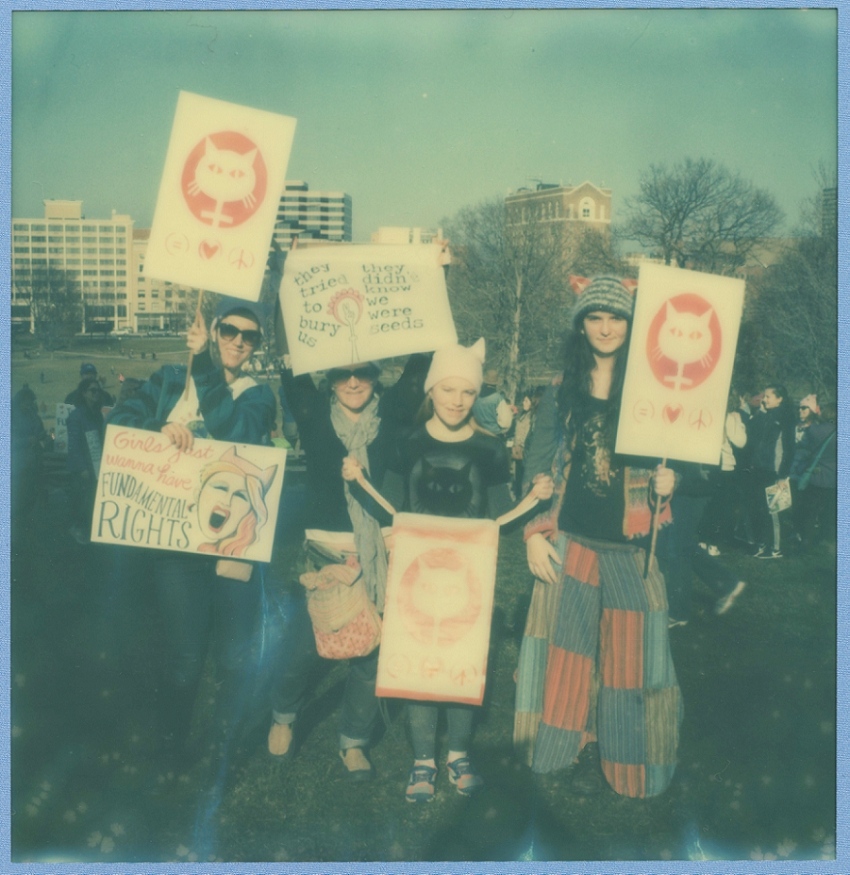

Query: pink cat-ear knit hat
left=568, top=275, right=637, bottom=329
left=424, top=338, right=486, bottom=393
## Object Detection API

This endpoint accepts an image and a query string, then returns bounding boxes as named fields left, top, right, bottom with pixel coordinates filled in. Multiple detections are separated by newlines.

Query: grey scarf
left=330, top=394, right=389, bottom=612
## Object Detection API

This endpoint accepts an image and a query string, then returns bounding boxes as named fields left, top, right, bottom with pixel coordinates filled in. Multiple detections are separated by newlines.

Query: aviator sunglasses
left=329, top=366, right=376, bottom=383
left=218, top=322, right=261, bottom=347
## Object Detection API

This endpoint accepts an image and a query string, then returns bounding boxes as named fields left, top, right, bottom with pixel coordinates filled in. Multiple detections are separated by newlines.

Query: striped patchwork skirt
left=513, top=531, right=682, bottom=798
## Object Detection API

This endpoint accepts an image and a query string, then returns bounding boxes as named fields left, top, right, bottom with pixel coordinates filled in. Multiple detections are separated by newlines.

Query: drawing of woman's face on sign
left=196, top=447, right=278, bottom=557
left=197, top=470, right=252, bottom=543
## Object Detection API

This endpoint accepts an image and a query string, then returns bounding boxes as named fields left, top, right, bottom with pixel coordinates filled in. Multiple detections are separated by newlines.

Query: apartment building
left=13, top=181, right=353, bottom=335
left=271, top=180, right=352, bottom=250
left=11, top=200, right=134, bottom=333
left=133, top=229, right=197, bottom=332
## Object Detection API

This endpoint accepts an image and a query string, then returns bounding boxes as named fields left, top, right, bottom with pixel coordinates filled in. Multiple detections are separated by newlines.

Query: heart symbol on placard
left=663, top=403, right=683, bottom=424
left=199, top=240, right=220, bottom=260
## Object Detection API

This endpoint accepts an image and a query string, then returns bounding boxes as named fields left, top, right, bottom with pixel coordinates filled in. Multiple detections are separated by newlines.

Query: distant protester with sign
left=106, top=296, right=276, bottom=774
left=745, top=383, right=797, bottom=560
left=66, top=376, right=107, bottom=546
left=513, top=274, right=681, bottom=799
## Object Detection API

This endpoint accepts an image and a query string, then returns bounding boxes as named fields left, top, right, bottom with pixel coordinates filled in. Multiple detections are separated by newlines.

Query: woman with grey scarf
left=269, top=359, right=398, bottom=781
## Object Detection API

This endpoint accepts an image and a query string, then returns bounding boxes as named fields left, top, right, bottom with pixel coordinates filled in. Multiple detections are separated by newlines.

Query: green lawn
left=9, top=338, right=836, bottom=863
left=9, top=483, right=836, bottom=863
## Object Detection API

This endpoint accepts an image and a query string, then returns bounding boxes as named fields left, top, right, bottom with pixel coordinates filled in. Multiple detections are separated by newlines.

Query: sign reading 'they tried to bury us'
left=145, top=91, right=296, bottom=302
left=90, top=425, right=286, bottom=562
left=616, top=263, right=744, bottom=465
left=279, top=244, right=457, bottom=375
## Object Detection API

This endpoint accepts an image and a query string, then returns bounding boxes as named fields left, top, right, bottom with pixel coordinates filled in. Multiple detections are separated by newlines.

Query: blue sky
left=11, top=8, right=837, bottom=243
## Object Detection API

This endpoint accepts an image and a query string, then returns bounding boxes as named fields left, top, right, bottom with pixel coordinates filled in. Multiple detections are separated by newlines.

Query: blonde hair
left=196, top=450, right=276, bottom=557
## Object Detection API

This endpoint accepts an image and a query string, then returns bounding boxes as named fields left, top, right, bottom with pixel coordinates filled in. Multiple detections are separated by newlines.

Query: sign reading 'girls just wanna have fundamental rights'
left=145, top=91, right=296, bottom=302
left=90, top=425, right=286, bottom=562
left=279, top=244, right=457, bottom=375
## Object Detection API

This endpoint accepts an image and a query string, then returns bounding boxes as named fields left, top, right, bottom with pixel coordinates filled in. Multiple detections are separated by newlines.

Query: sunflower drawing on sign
left=196, top=447, right=278, bottom=557
left=328, top=288, right=364, bottom=363
left=647, top=293, right=721, bottom=392
left=181, top=131, right=268, bottom=229
left=397, top=547, right=482, bottom=648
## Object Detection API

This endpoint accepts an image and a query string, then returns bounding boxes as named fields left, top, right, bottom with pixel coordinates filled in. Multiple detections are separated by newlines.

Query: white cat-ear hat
left=568, top=274, right=637, bottom=329
left=424, top=338, right=486, bottom=394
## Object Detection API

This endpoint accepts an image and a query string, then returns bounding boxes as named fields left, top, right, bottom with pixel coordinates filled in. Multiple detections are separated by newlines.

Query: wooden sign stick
left=183, top=288, right=205, bottom=400
left=355, top=470, right=397, bottom=517
left=644, top=456, right=667, bottom=579
left=495, top=490, right=540, bottom=528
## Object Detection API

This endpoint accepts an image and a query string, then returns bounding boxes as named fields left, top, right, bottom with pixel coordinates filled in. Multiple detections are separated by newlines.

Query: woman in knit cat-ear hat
left=513, top=274, right=682, bottom=801
left=397, top=338, right=513, bottom=803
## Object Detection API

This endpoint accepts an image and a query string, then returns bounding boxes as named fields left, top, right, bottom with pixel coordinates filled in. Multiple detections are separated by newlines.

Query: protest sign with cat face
left=377, top=513, right=499, bottom=706
left=145, top=91, right=296, bottom=302
left=616, top=263, right=744, bottom=464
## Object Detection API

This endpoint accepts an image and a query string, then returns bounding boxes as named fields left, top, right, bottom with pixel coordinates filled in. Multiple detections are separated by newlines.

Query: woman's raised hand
left=526, top=532, right=562, bottom=585
left=652, top=464, right=675, bottom=497
left=342, top=455, right=363, bottom=482
left=530, top=473, right=555, bottom=502
left=161, top=422, right=195, bottom=453
left=187, top=310, right=209, bottom=355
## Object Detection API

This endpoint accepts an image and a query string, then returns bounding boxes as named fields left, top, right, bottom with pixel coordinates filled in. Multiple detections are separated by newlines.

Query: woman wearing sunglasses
left=267, top=303, right=417, bottom=780
left=107, top=296, right=276, bottom=778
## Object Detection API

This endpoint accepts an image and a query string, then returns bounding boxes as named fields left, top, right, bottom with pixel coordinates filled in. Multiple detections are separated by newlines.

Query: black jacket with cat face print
left=401, top=426, right=512, bottom=520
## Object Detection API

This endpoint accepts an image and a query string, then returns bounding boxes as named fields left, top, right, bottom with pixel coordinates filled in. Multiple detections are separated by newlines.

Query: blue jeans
left=660, top=494, right=739, bottom=622
left=407, top=702, right=475, bottom=761
left=270, top=587, right=380, bottom=750
left=153, top=552, right=261, bottom=748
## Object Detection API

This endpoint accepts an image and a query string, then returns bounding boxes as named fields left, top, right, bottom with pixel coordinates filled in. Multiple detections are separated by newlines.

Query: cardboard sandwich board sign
left=54, top=403, right=73, bottom=454
left=616, top=263, right=745, bottom=465
left=145, top=90, right=296, bottom=302
left=376, top=513, right=499, bottom=706
left=279, top=244, right=457, bottom=375
left=90, top=424, right=286, bottom=562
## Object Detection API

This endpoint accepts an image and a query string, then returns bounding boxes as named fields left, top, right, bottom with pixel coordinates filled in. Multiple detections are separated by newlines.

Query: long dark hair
left=555, top=322, right=632, bottom=451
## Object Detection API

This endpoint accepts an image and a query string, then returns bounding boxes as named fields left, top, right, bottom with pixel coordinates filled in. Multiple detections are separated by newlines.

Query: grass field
left=9, top=340, right=837, bottom=863
left=12, top=340, right=238, bottom=434
left=9, top=467, right=836, bottom=863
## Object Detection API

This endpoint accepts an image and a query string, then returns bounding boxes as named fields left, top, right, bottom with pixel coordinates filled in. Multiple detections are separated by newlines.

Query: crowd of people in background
left=9, top=276, right=839, bottom=811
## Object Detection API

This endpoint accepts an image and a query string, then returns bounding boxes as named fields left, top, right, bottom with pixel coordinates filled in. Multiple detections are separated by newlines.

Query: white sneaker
left=707, top=544, right=721, bottom=556
left=715, top=581, right=746, bottom=615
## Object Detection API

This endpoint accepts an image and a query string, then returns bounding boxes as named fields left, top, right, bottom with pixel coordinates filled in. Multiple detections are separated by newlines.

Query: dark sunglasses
left=329, top=367, right=375, bottom=383
left=218, top=322, right=261, bottom=347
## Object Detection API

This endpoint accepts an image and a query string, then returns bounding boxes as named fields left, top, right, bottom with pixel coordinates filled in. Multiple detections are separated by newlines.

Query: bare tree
left=444, top=198, right=570, bottom=400
left=12, top=266, right=82, bottom=349
left=619, top=157, right=784, bottom=275
left=748, top=173, right=838, bottom=397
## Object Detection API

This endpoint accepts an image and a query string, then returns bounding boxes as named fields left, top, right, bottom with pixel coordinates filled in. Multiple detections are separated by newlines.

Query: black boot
left=569, top=742, right=607, bottom=796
